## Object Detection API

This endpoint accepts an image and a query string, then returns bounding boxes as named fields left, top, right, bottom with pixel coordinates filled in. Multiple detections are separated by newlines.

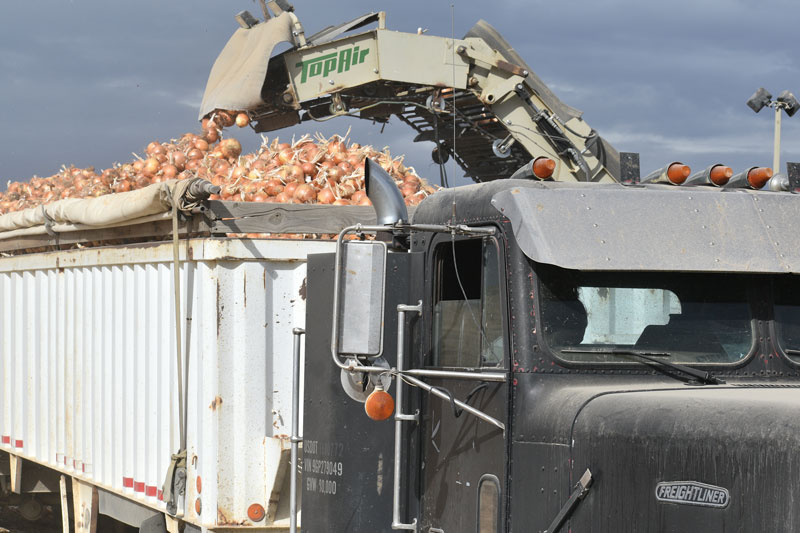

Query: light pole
left=746, top=88, right=799, bottom=173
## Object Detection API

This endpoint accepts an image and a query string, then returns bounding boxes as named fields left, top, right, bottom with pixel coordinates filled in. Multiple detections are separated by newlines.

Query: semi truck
left=2, top=3, right=800, bottom=532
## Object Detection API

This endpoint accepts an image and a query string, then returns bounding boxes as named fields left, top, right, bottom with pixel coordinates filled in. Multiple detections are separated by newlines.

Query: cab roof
left=413, top=180, right=800, bottom=273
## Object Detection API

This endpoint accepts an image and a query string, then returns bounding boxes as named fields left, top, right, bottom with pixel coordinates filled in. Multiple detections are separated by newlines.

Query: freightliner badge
left=655, top=481, right=730, bottom=508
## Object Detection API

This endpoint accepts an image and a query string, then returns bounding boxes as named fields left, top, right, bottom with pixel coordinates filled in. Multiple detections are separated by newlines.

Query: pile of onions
left=0, top=110, right=440, bottom=233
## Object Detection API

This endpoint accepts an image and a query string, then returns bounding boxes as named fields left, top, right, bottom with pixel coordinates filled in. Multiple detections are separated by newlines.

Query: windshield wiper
left=561, top=348, right=725, bottom=385
left=784, top=348, right=800, bottom=356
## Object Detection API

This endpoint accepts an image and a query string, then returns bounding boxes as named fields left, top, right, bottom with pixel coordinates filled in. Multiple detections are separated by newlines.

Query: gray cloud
left=1, top=0, right=798, bottom=187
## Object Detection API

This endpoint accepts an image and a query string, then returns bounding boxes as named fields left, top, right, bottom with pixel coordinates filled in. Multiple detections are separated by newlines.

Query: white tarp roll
left=0, top=179, right=200, bottom=240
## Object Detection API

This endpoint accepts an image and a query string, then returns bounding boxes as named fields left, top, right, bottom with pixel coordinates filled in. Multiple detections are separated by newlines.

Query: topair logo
left=296, top=45, right=371, bottom=83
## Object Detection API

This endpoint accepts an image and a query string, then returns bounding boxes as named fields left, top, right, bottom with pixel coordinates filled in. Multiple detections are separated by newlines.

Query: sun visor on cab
left=491, top=183, right=800, bottom=273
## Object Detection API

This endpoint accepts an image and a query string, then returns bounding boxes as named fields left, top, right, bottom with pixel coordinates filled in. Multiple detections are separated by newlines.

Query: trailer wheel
left=16, top=496, right=43, bottom=522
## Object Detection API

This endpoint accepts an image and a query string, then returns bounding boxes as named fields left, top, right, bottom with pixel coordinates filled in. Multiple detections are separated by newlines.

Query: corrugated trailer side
left=0, top=237, right=334, bottom=530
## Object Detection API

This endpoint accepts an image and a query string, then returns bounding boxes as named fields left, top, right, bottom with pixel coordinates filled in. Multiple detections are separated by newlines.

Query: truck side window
left=539, top=266, right=753, bottom=364
left=477, top=474, right=501, bottom=533
left=774, top=277, right=800, bottom=363
left=432, top=237, right=505, bottom=368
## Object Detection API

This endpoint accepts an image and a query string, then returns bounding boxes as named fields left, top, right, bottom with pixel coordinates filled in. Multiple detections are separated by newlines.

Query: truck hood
left=568, top=386, right=800, bottom=532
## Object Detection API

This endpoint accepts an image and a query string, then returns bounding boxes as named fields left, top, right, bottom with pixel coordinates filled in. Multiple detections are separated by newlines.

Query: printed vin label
left=655, top=481, right=730, bottom=508
left=304, top=439, right=345, bottom=497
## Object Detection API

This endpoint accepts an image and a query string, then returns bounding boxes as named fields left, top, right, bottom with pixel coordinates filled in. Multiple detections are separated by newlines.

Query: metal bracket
left=492, top=136, right=515, bottom=159
left=426, top=94, right=446, bottom=114
left=329, top=93, right=347, bottom=115
left=544, top=468, right=593, bottom=533
left=395, top=409, right=420, bottom=423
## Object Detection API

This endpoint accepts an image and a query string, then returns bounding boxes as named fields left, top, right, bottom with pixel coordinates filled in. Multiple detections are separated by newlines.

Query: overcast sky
left=1, top=0, right=798, bottom=189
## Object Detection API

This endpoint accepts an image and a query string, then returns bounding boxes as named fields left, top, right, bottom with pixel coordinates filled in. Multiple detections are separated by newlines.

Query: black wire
left=434, top=113, right=450, bottom=188
left=430, top=382, right=489, bottom=419
left=431, top=386, right=463, bottom=418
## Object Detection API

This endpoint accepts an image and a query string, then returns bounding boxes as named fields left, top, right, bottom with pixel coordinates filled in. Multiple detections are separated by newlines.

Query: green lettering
left=338, top=48, right=352, bottom=73
left=323, top=55, right=338, bottom=77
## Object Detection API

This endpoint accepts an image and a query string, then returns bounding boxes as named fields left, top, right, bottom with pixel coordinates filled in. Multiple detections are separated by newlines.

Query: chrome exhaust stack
left=365, top=158, right=409, bottom=225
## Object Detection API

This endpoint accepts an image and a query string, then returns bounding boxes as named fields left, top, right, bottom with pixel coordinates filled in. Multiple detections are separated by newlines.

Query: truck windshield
left=773, top=276, right=800, bottom=363
left=537, top=266, right=753, bottom=365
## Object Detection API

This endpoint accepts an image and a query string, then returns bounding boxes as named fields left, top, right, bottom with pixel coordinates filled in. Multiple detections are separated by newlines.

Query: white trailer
left=0, top=180, right=379, bottom=532
left=0, top=236, right=336, bottom=531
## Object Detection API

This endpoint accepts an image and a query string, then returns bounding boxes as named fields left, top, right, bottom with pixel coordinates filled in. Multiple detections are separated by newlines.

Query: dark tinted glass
left=538, top=267, right=753, bottom=364
left=774, top=276, right=800, bottom=362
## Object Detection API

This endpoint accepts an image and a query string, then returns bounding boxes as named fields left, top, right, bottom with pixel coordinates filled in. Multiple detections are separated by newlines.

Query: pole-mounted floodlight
left=776, top=90, right=800, bottom=118
left=746, top=88, right=772, bottom=113
left=747, top=88, right=798, bottom=173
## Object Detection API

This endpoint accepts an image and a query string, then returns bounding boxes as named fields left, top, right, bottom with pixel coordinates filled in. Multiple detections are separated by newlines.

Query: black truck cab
left=304, top=178, right=800, bottom=533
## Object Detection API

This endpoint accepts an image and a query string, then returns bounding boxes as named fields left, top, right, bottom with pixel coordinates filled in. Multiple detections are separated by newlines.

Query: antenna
left=450, top=3, right=457, bottom=223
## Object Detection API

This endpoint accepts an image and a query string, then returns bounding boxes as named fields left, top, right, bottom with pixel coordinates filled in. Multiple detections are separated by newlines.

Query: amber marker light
left=364, top=386, right=395, bottom=421
left=532, top=157, right=557, bottom=179
left=666, top=163, right=691, bottom=184
left=747, top=167, right=773, bottom=189
left=709, top=165, right=733, bottom=186
left=248, top=503, right=266, bottom=522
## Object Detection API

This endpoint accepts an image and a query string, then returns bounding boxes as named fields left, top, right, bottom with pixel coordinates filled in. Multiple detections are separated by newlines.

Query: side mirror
left=336, top=240, right=387, bottom=357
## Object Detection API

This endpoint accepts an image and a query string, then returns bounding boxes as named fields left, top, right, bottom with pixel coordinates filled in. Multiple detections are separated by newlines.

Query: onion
left=400, top=184, right=418, bottom=197
left=317, top=188, right=335, bottom=204
left=265, top=179, right=284, bottom=196
left=204, top=127, right=220, bottom=143
left=219, top=138, right=242, bottom=159
left=143, top=158, right=160, bottom=176
left=161, top=164, right=178, bottom=179
left=301, top=162, right=316, bottom=176
left=235, top=113, right=250, bottom=128
left=338, top=161, right=354, bottom=175
left=278, top=149, right=294, bottom=165
left=216, top=110, right=235, bottom=127
left=293, top=183, right=317, bottom=204
left=351, top=190, right=367, bottom=204
left=286, top=164, right=304, bottom=182
left=171, top=151, right=187, bottom=169
left=284, top=181, right=299, bottom=198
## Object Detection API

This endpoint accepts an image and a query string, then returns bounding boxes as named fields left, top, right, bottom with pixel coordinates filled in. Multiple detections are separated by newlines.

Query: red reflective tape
left=1, top=436, right=9, bottom=444
left=157, top=490, right=163, bottom=501
left=73, top=460, right=78, bottom=469
left=14, top=440, right=23, bottom=448
left=122, top=477, right=134, bottom=489
left=145, top=485, right=157, bottom=497
left=134, top=481, right=145, bottom=493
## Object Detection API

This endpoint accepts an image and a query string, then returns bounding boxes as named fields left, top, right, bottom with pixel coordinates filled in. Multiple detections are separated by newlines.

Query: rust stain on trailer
left=299, top=277, right=307, bottom=300
left=209, top=396, right=223, bottom=411
left=217, top=507, right=247, bottom=526
left=243, top=271, right=247, bottom=308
